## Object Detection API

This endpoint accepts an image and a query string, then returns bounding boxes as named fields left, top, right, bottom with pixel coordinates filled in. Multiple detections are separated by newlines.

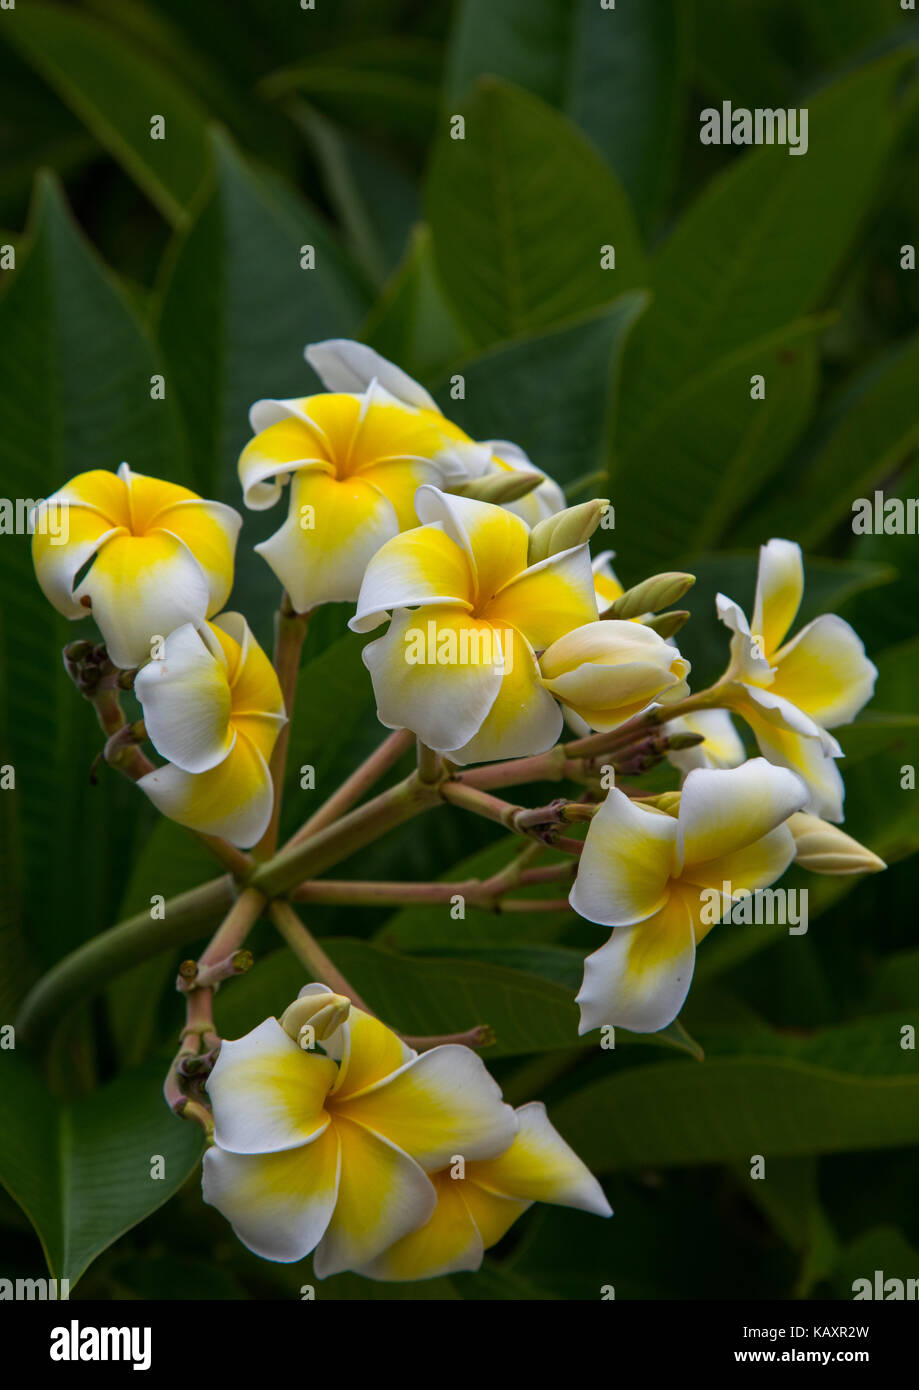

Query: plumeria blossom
left=570, top=759, right=808, bottom=1033
left=351, top=486, right=599, bottom=763
left=716, top=539, right=877, bottom=821
left=358, top=1101, right=611, bottom=1282
left=237, top=339, right=560, bottom=610
left=666, top=709, right=746, bottom=775
left=202, top=985, right=521, bottom=1275
left=539, top=621, right=690, bottom=732
left=134, top=613, right=285, bottom=848
left=31, top=463, right=241, bottom=669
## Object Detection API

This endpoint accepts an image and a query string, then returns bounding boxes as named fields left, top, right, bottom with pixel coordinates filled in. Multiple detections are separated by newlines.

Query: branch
left=286, top=727, right=414, bottom=847
left=253, top=593, right=310, bottom=860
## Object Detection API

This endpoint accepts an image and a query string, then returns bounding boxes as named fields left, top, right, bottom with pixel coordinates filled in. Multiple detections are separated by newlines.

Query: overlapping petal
left=676, top=758, right=807, bottom=871
left=540, top=620, right=689, bottom=730
left=576, top=889, right=696, bottom=1034
left=770, top=614, right=877, bottom=728
left=206, top=1020, right=336, bottom=1155
left=134, top=623, right=234, bottom=774
left=569, top=789, right=677, bottom=927
left=350, top=522, right=474, bottom=633
left=450, top=627, right=563, bottom=765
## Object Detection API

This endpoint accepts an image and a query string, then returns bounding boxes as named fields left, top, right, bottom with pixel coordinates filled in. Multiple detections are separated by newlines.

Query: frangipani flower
left=570, top=759, right=807, bottom=1032
left=134, top=613, right=285, bottom=848
left=539, top=620, right=690, bottom=732
left=357, top=1102, right=611, bottom=1282
left=31, top=463, right=241, bottom=669
left=238, top=339, right=559, bottom=610
left=350, top=486, right=598, bottom=763
left=666, top=709, right=746, bottom=775
left=716, top=539, right=877, bottom=821
left=788, top=812, right=886, bottom=875
left=202, top=986, right=519, bottom=1275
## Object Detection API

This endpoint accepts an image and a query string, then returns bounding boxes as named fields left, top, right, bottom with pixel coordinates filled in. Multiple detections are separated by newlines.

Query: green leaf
left=437, top=293, right=649, bottom=489
left=0, top=1053, right=203, bottom=1287
left=425, top=78, right=646, bottom=347
left=727, top=1156, right=839, bottom=1297
left=616, top=54, right=909, bottom=449
left=2, top=3, right=212, bottom=224
left=0, top=173, right=186, bottom=970
left=742, top=331, right=919, bottom=548
left=446, top=0, right=688, bottom=230
left=554, top=1014, right=919, bottom=1172
left=609, top=318, right=821, bottom=574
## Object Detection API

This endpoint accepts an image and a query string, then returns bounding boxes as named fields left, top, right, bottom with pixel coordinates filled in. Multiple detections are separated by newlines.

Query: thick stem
left=286, top=728, right=414, bottom=847
left=253, top=595, right=310, bottom=860
left=16, top=876, right=237, bottom=1052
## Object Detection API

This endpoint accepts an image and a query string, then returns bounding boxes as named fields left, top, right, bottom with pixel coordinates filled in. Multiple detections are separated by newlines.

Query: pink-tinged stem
left=286, top=727, right=415, bottom=848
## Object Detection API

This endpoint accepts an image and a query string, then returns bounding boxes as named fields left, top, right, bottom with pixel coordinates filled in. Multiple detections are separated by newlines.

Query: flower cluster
left=34, top=338, right=885, bottom=1280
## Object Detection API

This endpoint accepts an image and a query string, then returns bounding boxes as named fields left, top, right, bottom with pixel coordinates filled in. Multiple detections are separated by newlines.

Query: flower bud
left=279, top=989, right=352, bottom=1046
left=450, top=470, right=545, bottom=505
left=788, top=812, right=886, bottom=875
left=643, top=610, right=691, bottom=639
left=540, top=621, right=690, bottom=732
left=528, top=499, right=610, bottom=564
left=601, top=572, right=695, bottom=620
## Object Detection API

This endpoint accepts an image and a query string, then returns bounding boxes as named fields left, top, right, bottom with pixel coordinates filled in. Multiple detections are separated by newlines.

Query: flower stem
left=269, top=899, right=374, bottom=1012
left=286, top=728, right=415, bottom=847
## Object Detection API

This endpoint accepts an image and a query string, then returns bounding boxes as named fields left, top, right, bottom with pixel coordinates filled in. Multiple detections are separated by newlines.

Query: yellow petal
left=255, top=468, right=400, bottom=609
left=680, top=824, right=797, bottom=928
left=469, top=1101, right=611, bottom=1215
left=238, top=407, right=334, bottom=509
left=338, top=1043, right=517, bottom=1168
left=32, top=506, right=125, bottom=618
left=576, top=888, right=696, bottom=1034
left=361, top=606, right=504, bottom=753
left=676, top=758, right=807, bottom=870
left=450, top=626, right=563, bottom=765
left=134, top=623, right=233, bottom=773
left=154, top=499, right=241, bottom=617
left=313, top=1116, right=436, bottom=1278
left=737, top=696, right=845, bottom=823
left=350, top=521, right=474, bottom=632
left=570, top=788, right=677, bottom=927
left=325, top=1006, right=415, bottom=1101
left=210, top=612, right=285, bottom=719
left=485, top=546, right=598, bottom=651
left=415, top=485, right=530, bottom=606
left=202, top=1124, right=340, bottom=1263
left=206, top=1018, right=336, bottom=1154
left=356, top=1169, right=485, bottom=1282
left=770, top=615, right=877, bottom=729
left=137, top=728, right=273, bottom=847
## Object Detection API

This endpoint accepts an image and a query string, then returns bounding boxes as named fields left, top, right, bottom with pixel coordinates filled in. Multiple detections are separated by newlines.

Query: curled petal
left=32, top=507, right=125, bottom=618
left=305, top=338, right=441, bottom=413
left=470, top=1102, right=611, bottom=1216
left=570, top=788, right=677, bottom=928
left=324, top=1006, right=416, bottom=1101
left=202, top=1125, right=340, bottom=1263
left=576, top=889, right=696, bottom=1035
left=752, top=538, right=804, bottom=657
left=716, top=593, right=774, bottom=684
left=153, top=498, right=241, bottom=616
left=206, top=1019, right=336, bottom=1155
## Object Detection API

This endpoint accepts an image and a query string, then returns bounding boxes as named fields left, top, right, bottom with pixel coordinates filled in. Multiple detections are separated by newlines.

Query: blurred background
left=1, top=0, right=918, bottom=1300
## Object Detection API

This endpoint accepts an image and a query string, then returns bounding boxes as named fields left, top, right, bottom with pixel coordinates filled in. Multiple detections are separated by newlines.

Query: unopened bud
left=602, top=572, right=695, bottom=620
left=280, top=989, right=352, bottom=1045
left=665, top=731, right=706, bottom=751
left=528, top=499, right=610, bottom=564
left=643, top=610, right=690, bottom=639
left=788, top=813, right=886, bottom=875
left=642, top=791, right=682, bottom=816
left=450, top=470, right=544, bottom=505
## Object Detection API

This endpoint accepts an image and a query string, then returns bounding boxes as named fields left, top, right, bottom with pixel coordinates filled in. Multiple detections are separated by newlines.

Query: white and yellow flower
left=570, top=759, right=807, bottom=1033
left=350, top=486, right=598, bottom=763
left=539, top=621, right=690, bottom=732
left=202, top=986, right=519, bottom=1275
left=31, top=463, right=241, bottom=669
left=238, top=339, right=562, bottom=610
left=357, top=1101, right=611, bottom=1282
left=134, top=613, right=285, bottom=848
left=716, top=539, right=877, bottom=821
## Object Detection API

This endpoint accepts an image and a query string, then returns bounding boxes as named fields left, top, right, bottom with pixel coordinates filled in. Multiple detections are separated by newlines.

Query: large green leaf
left=609, top=317, right=820, bottom=574
left=425, top=78, right=646, bottom=347
left=436, top=293, right=649, bottom=489
left=0, top=1053, right=204, bottom=1287
left=2, top=3, right=212, bottom=224
left=445, top=0, right=688, bottom=230
left=616, top=54, right=909, bottom=449
left=0, top=174, right=186, bottom=970
left=554, top=1014, right=919, bottom=1172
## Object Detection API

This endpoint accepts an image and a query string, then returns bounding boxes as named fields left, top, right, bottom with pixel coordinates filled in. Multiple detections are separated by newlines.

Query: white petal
left=576, top=891, right=696, bottom=1034
left=677, top=757, right=807, bottom=870
left=752, top=538, right=804, bottom=656
left=305, top=338, right=441, bottom=413
left=134, top=623, right=234, bottom=774
left=206, top=1019, right=336, bottom=1154
left=570, top=788, right=677, bottom=927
